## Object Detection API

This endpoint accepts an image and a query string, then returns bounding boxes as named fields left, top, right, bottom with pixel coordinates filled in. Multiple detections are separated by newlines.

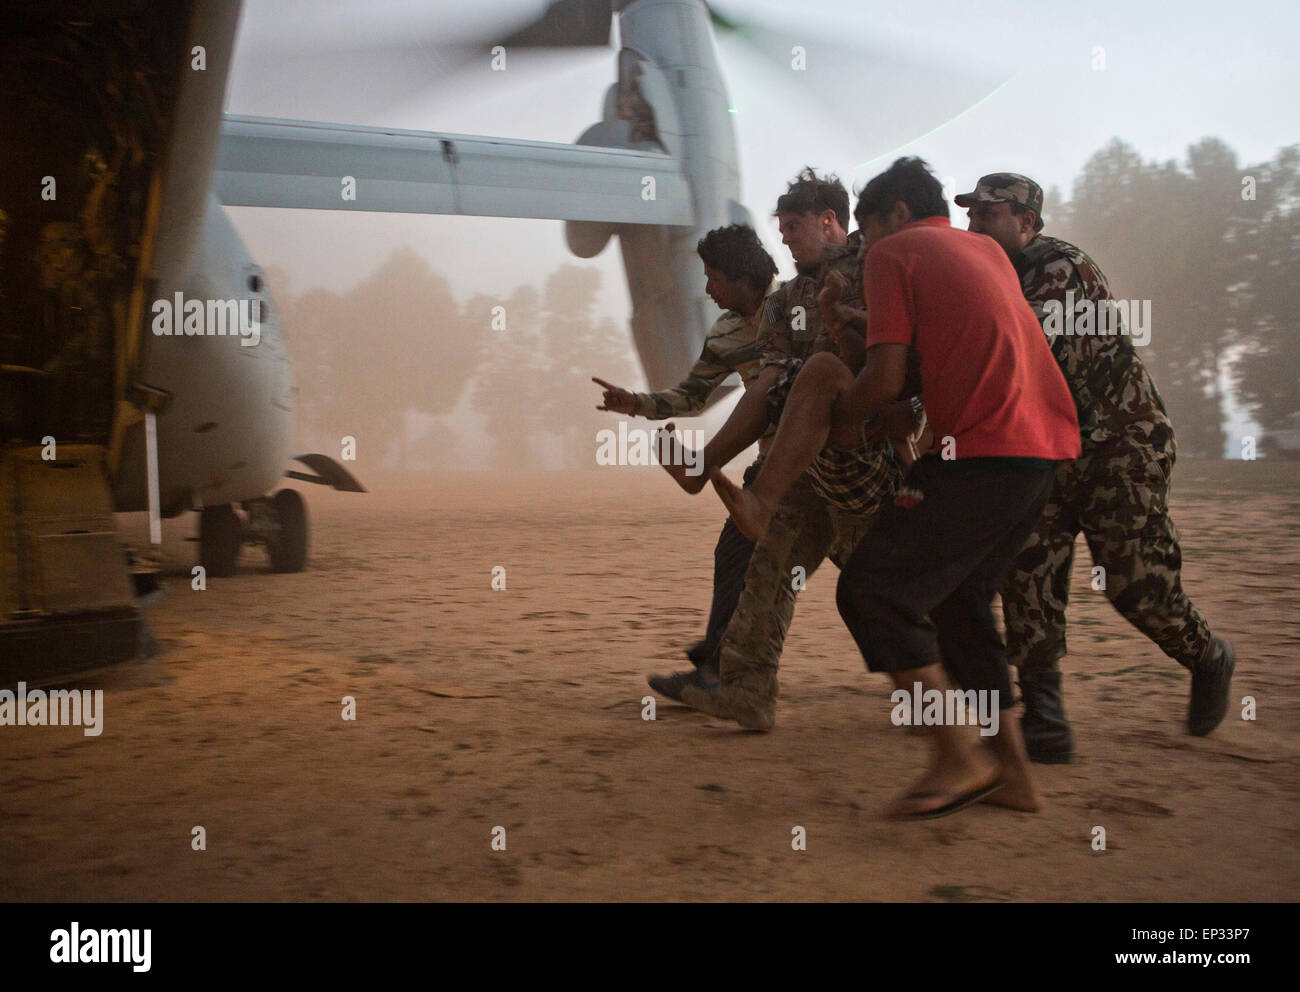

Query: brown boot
left=680, top=676, right=777, bottom=732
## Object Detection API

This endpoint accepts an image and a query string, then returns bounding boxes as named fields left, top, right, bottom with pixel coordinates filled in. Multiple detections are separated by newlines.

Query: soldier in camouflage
left=594, top=224, right=777, bottom=698
left=959, top=172, right=1236, bottom=762
left=662, top=169, right=902, bottom=731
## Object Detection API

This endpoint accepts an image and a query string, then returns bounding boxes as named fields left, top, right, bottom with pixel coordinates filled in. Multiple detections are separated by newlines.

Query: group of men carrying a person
left=593, top=158, right=1235, bottom=820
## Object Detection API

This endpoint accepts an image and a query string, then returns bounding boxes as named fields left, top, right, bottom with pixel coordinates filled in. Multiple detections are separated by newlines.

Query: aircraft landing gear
left=265, top=488, right=308, bottom=573
left=199, top=503, right=241, bottom=578
left=196, top=490, right=310, bottom=578
left=244, top=488, right=308, bottom=574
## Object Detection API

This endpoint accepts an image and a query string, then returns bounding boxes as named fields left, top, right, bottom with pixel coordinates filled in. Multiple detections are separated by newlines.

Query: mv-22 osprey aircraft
left=0, top=0, right=753, bottom=678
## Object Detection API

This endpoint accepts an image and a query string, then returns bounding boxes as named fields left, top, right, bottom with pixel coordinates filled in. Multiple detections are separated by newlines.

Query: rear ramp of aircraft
left=0, top=446, right=140, bottom=684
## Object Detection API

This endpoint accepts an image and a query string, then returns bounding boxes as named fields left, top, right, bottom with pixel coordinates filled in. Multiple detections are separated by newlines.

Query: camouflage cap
left=954, top=173, right=1044, bottom=223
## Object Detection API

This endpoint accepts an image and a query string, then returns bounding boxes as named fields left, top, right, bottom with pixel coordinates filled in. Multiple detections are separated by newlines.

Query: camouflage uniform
left=999, top=232, right=1212, bottom=672
left=631, top=308, right=769, bottom=442
left=710, top=469, right=881, bottom=708
left=758, top=240, right=863, bottom=375
left=632, top=305, right=772, bottom=670
left=684, top=237, right=901, bottom=727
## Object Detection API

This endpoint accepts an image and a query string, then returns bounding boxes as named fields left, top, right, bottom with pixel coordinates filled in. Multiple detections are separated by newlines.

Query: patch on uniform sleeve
left=763, top=295, right=784, bottom=327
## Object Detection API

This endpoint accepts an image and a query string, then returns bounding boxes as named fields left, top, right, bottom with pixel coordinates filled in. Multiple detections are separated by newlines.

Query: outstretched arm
left=656, top=364, right=782, bottom=495
left=592, top=376, right=639, bottom=415
left=593, top=315, right=748, bottom=419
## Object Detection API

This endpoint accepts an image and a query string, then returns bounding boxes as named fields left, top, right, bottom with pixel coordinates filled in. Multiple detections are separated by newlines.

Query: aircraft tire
left=199, top=504, right=241, bottom=578
left=268, top=488, right=308, bottom=574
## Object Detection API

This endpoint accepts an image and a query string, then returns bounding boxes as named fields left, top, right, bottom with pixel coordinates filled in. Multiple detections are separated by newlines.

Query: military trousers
left=1002, top=430, right=1212, bottom=673
left=688, top=461, right=761, bottom=669
left=716, top=470, right=881, bottom=698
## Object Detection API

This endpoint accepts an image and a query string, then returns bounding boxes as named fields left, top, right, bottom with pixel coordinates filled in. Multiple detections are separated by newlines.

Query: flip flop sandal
left=896, top=779, right=1004, bottom=821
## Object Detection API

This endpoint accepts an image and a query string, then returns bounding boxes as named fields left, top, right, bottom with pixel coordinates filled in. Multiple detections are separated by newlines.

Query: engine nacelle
left=563, top=21, right=750, bottom=392
left=565, top=120, right=633, bottom=258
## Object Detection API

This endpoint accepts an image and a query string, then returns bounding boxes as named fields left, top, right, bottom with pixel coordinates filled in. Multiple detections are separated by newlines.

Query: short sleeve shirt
left=864, top=216, right=1080, bottom=461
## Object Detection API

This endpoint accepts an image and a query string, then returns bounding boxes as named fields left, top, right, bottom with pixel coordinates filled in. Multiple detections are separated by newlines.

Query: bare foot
left=883, top=749, right=1000, bottom=820
left=977, top=722, right=1043, bottom=812
left=979, top=759, right=1042, bottom=812
left=710, top=468, right=776, bottom=541
left=656, top=423, right=707, bottom=494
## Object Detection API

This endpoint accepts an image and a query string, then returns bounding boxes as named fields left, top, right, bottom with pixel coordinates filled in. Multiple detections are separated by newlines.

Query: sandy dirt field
left=3, top=461, right=1298, bottom=901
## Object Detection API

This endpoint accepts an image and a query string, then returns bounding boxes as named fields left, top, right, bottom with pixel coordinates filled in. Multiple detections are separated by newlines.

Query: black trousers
left=835, top=455, right=1057, bottom=708
left=687, top=460, right=761, bottom=668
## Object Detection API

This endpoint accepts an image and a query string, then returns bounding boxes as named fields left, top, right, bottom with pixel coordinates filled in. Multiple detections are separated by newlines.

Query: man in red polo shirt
left=714, top=157, right=1080, bottom=819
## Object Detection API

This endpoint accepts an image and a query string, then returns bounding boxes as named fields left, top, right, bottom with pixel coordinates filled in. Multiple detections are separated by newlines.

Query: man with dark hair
left=594, top=224, right=776, bottom=698
left=843, top=157, right=1079, bottom=817
left=774, top=166, right=851, bottom=230
left=852, top=155, right=951, bottom=224
left=656, top=168, right=905, bottom=731
left=694, top=222, right=778, bottom=300
left=719, top=157, right=1081, bottom=816
left=960, top=172, right=1235, bottom=762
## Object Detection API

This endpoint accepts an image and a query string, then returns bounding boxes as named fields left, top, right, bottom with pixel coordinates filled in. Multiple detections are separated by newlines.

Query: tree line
left=1049, top=137, right=1298, bottom=457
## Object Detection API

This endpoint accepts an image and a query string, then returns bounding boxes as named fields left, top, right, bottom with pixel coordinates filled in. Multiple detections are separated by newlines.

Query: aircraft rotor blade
left=500, top=0, right=615, bottom=47
left=706, top=1, right=1016, bottom=170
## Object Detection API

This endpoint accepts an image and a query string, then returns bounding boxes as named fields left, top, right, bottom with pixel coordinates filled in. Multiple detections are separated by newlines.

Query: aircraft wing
left=213, top=115, right=694, bottom=226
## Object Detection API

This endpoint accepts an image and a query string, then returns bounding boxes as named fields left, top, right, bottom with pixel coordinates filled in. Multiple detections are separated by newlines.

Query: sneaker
left=1188, top=637, right=1235, bottom=737
left=647, top=667, right=718, bottom=703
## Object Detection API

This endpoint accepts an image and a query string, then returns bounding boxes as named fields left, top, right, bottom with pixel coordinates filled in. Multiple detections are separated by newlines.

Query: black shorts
left=836, top=455, right=1059, bottom=695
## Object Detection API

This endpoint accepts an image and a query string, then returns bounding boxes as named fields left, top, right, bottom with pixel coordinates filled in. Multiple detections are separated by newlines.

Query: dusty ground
left=2, top=461, right=1298, bottom=901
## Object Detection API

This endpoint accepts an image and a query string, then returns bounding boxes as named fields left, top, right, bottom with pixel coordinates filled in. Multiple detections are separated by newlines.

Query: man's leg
left=836, top=455, right=1057, bottom=819
left=695, top=461, right=761, bottom=661
left=931, top=474, right=1059, bottom=812
left=826, top=503, right=883, bottom=572
left=712, top=352, right=859, bottom=539
left=659, top=366, right=780, bottom=494
left=1001, top=461, right=1082, bottom=763
left=651, top=462, right=759, bottom=701
left=878, top=665, right=1001, bottom=820
left=1077, top=437, right=1230, bottom=735
left=679, top=473, right=836, bottom=730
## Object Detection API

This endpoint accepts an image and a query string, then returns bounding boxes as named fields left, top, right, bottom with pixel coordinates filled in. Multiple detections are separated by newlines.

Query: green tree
left=1231, top=146, right=1300, bottom=437
left=273, top=247, right=477, bottom=471
left=470, top=284, right=549, bottom=470
left=539, top=264, right=640, bottom=469
left=1054, top=138, right=1230, bottom=457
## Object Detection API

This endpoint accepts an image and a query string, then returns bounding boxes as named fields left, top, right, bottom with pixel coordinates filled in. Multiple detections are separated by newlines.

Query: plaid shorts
left=809, top=431, right=901, bottom=515
left=764, top=356, right=901, bottom=515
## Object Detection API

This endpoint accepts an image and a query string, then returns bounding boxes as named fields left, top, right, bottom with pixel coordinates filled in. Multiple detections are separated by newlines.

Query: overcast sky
left=221, top=0, right=1299, bottom=443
